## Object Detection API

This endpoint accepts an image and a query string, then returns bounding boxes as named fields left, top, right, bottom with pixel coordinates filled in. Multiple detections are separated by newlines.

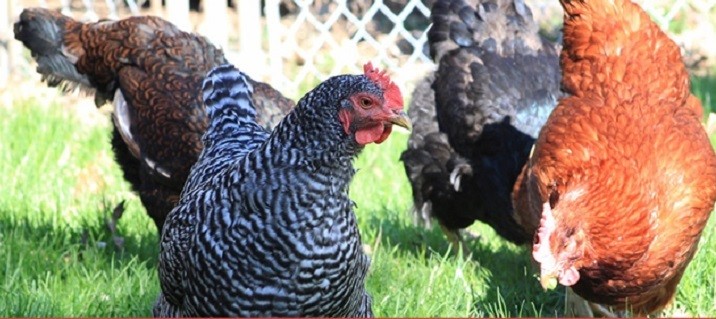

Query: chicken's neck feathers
left=259, top=94, right=362, bottom=169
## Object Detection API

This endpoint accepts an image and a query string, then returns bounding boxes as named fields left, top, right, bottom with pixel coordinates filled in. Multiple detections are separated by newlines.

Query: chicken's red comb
left=363, top=62, right=404, bottom=111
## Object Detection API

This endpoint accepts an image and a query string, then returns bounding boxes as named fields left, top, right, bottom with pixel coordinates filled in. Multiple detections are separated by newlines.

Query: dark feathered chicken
left=405, top=0, right=562, bottom=250
left=400, top=73, right=476, bottom=253
left=401, top=73, right=438, bottom=228
left=154, top=63, right=410, bottom=317
left=13, top=8, right=294, bottom=231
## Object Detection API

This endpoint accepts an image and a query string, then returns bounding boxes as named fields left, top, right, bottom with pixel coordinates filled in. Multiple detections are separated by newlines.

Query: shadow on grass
left=472, top=243, right=564, bottom=317
left=364, top=211, right=564, bottom=317
left=0, top=205, right=160, bottom=271
left=0, top=204, right=161, bottom=317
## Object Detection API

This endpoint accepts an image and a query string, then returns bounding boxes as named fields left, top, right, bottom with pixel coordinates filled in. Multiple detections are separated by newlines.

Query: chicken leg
left=440, top=224, right=470, bottom=258
left=439, top=224, right=482, bottom=259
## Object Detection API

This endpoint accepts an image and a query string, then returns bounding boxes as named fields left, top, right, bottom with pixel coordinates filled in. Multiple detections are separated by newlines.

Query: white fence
left=1, top=0, right=715, bottom=99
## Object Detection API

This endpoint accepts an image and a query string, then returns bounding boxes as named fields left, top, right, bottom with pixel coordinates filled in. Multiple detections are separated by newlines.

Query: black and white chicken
left=155, top=63, right=410, bottom=317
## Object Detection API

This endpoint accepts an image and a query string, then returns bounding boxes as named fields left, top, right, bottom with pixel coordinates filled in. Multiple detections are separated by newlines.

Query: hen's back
left=429, top=0, right=562, bottom=157
left=156, top=65, right=271, bottom=317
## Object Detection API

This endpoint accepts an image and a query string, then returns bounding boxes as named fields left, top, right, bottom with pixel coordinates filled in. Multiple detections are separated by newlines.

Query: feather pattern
left=401, top=0, right=562, bottom=246
left=156, top=65, right=381, bottom=317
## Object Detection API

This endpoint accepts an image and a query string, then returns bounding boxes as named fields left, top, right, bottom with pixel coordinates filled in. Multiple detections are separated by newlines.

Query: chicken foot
left=439, top=224, right=479, bottom=259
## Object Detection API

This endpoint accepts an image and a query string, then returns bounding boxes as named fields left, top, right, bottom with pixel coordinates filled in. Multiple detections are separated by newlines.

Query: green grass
left=693, top=72, right=716, bottom=114
left=1, top=74, right=716, bottom=317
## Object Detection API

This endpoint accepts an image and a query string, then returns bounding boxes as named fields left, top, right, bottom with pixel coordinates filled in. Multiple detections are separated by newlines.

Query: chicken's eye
left=359, top=97, right=372, bottom=109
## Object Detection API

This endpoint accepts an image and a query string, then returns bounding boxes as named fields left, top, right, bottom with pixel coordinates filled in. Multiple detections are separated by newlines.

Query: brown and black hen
left=402, top=0, right=562, bottom=251
left=14, top=8, right=294, bottom=231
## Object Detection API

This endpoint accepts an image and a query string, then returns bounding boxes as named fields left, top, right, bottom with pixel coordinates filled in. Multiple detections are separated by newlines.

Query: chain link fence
left=1, top=0, right=715, bottom=99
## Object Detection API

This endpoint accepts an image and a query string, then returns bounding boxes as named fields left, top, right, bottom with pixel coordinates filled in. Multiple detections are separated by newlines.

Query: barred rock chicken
left=14, top=8, right=294, bottom=231
left=512, top=0, right=716, bottom=316
left=405, top=0, right=562, bottom=251
left=154, top=63, right=410, bottom=317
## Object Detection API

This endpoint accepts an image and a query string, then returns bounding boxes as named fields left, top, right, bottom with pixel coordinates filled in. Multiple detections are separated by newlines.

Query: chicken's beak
left=388, top=111, right=412, bottom=130
left=539, top=272, right=559, bottom=291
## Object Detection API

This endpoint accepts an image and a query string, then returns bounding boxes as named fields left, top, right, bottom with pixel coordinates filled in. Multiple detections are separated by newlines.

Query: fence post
left=150, top=0, right=163, bottom=15
left=201, top=0, right=228, bottom=50
left=264, top=0, right=281, bottom=88
left=0, top=0, right=10, bottom=89
left=238, top=0, right=264, bottom=79
left=166, top=0, right=191, bottom=32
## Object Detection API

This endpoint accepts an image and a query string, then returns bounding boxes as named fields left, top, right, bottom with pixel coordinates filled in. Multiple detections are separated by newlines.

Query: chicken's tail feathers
left=201, top=64, right=270, bottom=148
left=13, top=8, right=92, bottom=93
left=203, top=64, right=258, bottom=123
left=428, top=0, right=542, bottom=64
left=184, top=64, right=268, bottom=190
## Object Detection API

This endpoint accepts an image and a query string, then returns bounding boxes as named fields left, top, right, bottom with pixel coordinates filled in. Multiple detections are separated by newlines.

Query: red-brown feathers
left=511, top=0, right=716, bottom=314
left=363, top=62, right=403, bottom=111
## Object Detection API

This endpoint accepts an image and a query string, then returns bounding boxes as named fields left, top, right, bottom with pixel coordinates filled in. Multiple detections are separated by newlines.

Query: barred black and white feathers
left=181, top=65, right=270, bottom=193
left=154, top=63, right=408, bottom=317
